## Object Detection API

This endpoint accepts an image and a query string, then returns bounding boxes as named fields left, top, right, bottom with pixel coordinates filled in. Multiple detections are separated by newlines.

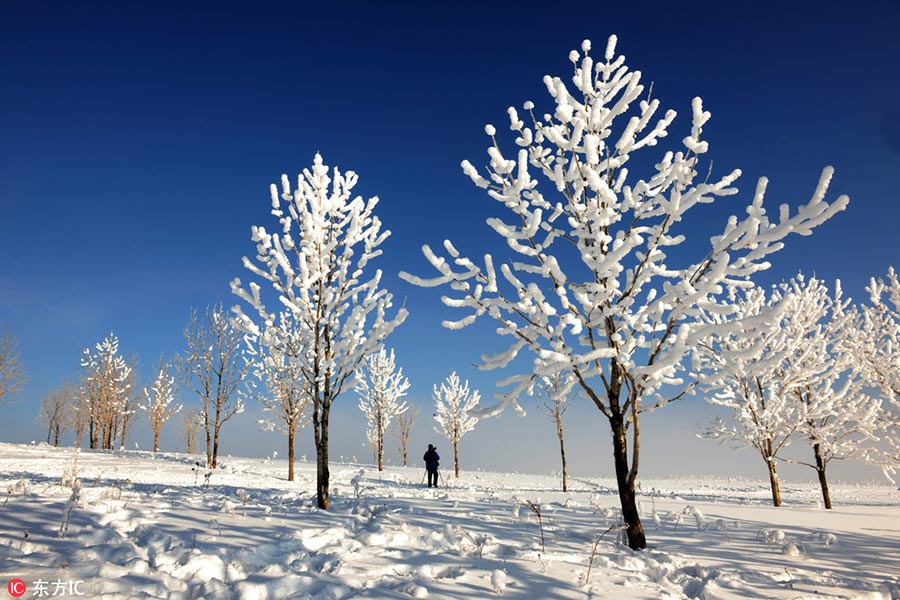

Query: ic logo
left=7, top=578, right=27, bottom=597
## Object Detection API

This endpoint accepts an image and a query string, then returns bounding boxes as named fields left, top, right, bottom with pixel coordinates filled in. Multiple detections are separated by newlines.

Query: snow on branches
left=433, top=371, right=480, bottom=478
left=401, top=35, right=849, bottom=418
left=80, top=332, right=133, bottom=451
left=356, top=348, right=410, bottom=471
left=231, top=154, right=407, bottom=508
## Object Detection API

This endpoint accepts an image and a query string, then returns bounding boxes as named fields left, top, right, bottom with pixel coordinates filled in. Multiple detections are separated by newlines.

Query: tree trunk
left=610, top=413, right=647, bottom=550
left=401, top=439, right=408, bottom=467
left=46, top=427, right=52, bottom=445
left=153, top=428, right=160, bottom=453
left=212, top=420, right=221, bottom=469
left=377, top=419, right=384, bottom=471
left=54, top=425, right=60, bottom=447
left=314, top=401, right=331, bottom=509
left=765, top=457, right=782, bottom=507
left=288, top=428, right=295, bottom=482
left=454, top=439, right=460, bottom=478
left=559, top=432, right=568, bottom=493
left=813, top=443, right=832, bottom=509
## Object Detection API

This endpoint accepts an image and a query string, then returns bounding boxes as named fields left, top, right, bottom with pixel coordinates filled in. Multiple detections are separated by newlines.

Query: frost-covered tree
left=357, top=348, right=410, bottom=471
left=142, top=361, right=182, bottom=452
left=786, top=279, right=880, bottom=508
left=118, top=358, right=143, bottom=449
left=537, top=372, right=573, bottom=492
left=401, top=37, right=848, bottom=548
left=80, top=333, right=133, bottom=450
left=393, top=405, right=419, bottom=467
left=433, top=371, right=480, bottom=477
left=232, top=154, right=407, bottom=509
left=180, top=407, right=204, bottom=455
left=0, top=327, right=27, bottom=406
left=851, top=267, right=900, bottom=476
left=178, top=306, right=246, bottom=468
left=39, top=382, right=75, bottom=446
left=244, top=311, right=311, bottom=482
left=694, top=276, right=877, bottom=508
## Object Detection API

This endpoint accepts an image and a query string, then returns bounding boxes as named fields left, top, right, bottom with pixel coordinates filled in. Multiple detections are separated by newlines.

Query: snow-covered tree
left=80, top=333, right=133, bottom=450
left=851, top=267, right=900, bottom=476
left=243, top=311, right=311, bottom=481
left=537, top=372, right=574, bottom=492
left=393, top=405, right=419, bottom=467
left=39, top=382, right=75, bottom=446
left=696, top=276, right=878, bottom=508
left=232, top=154, right=407, bottom=509
left=180, top=407, right=204, bottom=455
left=178, top=305, right=246, bottom=468
left=142, top=361, right=182, bottom=453
left=433, top=371, right=480, bottom=477
left=401, top=36, right=848, bottom=548
left=0, top=327, right=27, bottom=406
left=357, top=348, right=410, bottom=471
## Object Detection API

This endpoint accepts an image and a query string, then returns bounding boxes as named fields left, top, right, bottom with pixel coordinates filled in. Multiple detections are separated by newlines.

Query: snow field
left=1, top=442, right=898, bottom=599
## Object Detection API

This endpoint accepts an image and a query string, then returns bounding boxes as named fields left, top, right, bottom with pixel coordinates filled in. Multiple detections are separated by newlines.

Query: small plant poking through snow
left=58, top=484, right=80, bottom=538
left=523, top=500, right=545, bottom=553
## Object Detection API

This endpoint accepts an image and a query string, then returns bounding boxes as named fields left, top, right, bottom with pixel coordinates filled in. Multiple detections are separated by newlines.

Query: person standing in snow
left=423, top=444, right=440, bottom=488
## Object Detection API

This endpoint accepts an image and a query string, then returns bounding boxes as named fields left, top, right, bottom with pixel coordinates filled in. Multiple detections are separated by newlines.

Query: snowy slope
left=1, top=442, right=898, bottom=599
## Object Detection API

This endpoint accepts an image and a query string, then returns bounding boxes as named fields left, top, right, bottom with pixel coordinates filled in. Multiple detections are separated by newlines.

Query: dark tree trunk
left=557, top=415, right=567, bottom=492
left=153, top=429, right=160, bottom=453
left=377, top=415, right=384, bottom=471
left=401, top=440, right=408, bottom=467
left=813, top=443, right=832, bottom=509
left=212, top=421, right=220, bottom=469
left=314, top=400, right=331, bottom=509
left=765, top=456, right=782, bottom=507
left=288, top=428, right=295, bottom=482
left=46, top=427, right=52, bottom=445
left=453, top=439, right=460, bottom=478
left=53, top=425, right=60, bottom=447
left=610, top=413, right=647, bottom=550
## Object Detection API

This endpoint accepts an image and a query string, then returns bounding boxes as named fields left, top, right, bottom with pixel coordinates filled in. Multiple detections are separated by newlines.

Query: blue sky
left=2, top=1, right=898, bottom=483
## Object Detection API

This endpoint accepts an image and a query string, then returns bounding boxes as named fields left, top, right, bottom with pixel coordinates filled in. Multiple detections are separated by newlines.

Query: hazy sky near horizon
left=2, top=1, right=899, bottom=484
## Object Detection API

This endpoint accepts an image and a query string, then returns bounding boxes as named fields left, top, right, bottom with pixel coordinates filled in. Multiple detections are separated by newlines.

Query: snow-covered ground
left=1, top=442, right=898, bottom=599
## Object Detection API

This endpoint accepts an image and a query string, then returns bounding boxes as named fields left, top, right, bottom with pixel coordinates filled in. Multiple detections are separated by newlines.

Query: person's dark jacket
left=424, top=448, right=440, bottom=471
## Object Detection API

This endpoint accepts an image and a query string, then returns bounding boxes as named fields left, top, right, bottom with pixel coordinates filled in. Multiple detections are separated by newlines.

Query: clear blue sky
left=2, top=1, right=898, bottom=483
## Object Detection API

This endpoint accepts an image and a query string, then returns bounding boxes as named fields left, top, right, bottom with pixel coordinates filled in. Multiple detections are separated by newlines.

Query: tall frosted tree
left=852, top=267, right=900, bottom=477
left=178, top=306, right=246, bottom=468
left=402, top=36, right=848, bottom=548
left=433, top=371, right=480, bottom=478
left=393, top=405, right=419, bottom=467
left=142, top=361, right=182, bottom=453
left=80, top=333, right=133, bottom=450
left=232, top=154, right=407, bottom=509
left=244, top=311, right=311, bottom=482
left=0, top=327, right=27, bottom=406
left=357, top=348, right=410, bottom=471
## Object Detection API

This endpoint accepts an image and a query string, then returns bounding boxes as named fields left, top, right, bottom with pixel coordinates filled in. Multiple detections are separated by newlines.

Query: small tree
left=80, top=333, right=132, bottom=450
left=39, top=382, right=75, bottom=446
left=0, top=327, right=27, bottom=406
left=433, top=371, right=480, bottom=478
left=357, top=348, right=410, bottom=471
left=393, top=405, right=419, bottom=467
left=232, top=154, right=407, bottom=509
left=537, top=372, right=573, bottom=492
left=402, top=36, right=847, bottom=548
left=180, top=407, right=204, bottom=455
left=142, top=361, right=182, bottom=452
left=179, top=305, right=247, bottom=468
left=244, top=311, right=311, bottom=481
left=851, top=267, right=900, bottom=477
